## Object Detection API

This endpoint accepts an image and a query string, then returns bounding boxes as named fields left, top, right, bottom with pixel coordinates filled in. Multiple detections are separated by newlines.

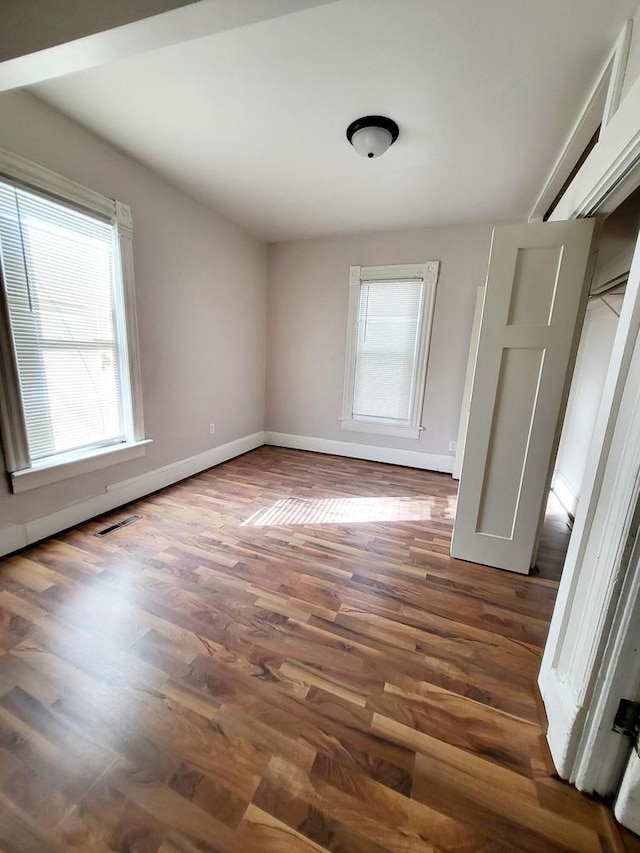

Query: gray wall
left=0, top=90, right=266, bottom=526
left=266, top=225, right=493, bottom=461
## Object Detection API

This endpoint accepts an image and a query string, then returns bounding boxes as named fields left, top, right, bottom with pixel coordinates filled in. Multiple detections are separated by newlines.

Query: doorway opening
left=537, top=187, right=640, bottom=582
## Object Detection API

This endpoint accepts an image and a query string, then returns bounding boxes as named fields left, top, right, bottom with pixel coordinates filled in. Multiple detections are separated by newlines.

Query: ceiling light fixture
left=346, top=115, right=399, bottom=159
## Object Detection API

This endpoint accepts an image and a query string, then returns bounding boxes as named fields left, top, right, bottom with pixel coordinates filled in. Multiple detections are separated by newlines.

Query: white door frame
left=539, top=61, right=640, bottom=793
left=575, top=475, right=640, bottom=796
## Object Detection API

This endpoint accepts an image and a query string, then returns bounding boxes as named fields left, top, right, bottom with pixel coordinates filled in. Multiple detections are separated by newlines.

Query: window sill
left=10, top=439, right=152, bottom=494
left=341, top=418, right=422, bottom=440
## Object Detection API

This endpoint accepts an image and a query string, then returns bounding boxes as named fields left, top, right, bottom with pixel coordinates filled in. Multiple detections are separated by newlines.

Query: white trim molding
left=0, top=145, right=146, bottom=489
left=529, top=61, right=609, bottom=222
left=0, top=431, right=264, bottom=559
left=10, top=439, right=152, bottom=494
left=530, top=19, right=633, bottom=222
left=542, top=312, right=640, bottom=784
left=540, top=167, right=640, bottom=791
left=540, top=673, right=584, bottom=778
left=265, top=431, right=454, bottom=474
left=339, top=418, right=423, bottom=441
left=0, top=146, right=117, bottom=220
left=575, top=506, right=640, bottom=797
left=551, top=48, right=640, bottom=221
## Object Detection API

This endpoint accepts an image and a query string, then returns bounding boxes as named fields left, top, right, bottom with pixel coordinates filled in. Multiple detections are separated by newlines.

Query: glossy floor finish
left=0, top=447, right=636, bottom=852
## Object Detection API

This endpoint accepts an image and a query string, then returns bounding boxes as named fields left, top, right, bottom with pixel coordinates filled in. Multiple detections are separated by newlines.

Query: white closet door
left=451, top=219, right=596, bottom=574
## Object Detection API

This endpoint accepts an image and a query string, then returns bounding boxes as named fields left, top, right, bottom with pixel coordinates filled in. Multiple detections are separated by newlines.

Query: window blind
left=352, top=279, right=424, bottom=423
left=0, top=181, right=126, bottom=462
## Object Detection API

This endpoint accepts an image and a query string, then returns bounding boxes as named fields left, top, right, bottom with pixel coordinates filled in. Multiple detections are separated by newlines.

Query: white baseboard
left=264, top=431, right=454, bottom=474
left=538, top=668, right=584, bottom=780
left=0, top=525, right=28, bottom=558
left=0, top=431, right=265, bottom=559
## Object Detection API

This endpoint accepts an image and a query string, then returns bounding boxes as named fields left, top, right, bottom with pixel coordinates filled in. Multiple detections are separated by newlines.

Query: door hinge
left=613, top=698, right=640, bottom=749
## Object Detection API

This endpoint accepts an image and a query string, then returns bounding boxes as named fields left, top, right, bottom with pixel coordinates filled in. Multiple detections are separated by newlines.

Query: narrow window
left=341, top=262, right=439, bottom=439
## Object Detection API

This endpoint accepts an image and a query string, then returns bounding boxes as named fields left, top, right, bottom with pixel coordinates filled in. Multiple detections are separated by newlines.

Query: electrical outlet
left=449, top=440, right=457, bottom=452
left=209, top=422, right=216, bottom=435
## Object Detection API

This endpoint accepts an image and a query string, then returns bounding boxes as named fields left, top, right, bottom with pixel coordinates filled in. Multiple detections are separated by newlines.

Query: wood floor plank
left=0, top=446, right=634, bottom=851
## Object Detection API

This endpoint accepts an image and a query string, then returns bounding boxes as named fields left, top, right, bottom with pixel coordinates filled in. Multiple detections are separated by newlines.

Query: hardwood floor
left=0, top=446, right=635, bottom=852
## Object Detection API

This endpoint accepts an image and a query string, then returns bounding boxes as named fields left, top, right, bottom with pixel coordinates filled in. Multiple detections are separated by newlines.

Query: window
left=341, top=262, right=439, bottom=439
left=0, top=148, right=147, bottom=493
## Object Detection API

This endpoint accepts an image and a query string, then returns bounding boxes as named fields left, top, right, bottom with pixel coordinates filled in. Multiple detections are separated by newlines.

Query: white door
left=451, top=219, right=597, bottom=574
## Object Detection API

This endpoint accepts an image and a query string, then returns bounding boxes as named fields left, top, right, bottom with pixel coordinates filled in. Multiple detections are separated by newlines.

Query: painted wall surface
left=0, top=90, right=267, bottom=526
left=266, top=225, right=493, bottom=461
left=553, top=298, right=620, bottom=516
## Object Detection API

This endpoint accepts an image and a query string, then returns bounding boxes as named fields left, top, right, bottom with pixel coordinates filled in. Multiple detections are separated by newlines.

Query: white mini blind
left=0, top=180, right=126, bottom=462
left=352, top=279, right=424, bottom=422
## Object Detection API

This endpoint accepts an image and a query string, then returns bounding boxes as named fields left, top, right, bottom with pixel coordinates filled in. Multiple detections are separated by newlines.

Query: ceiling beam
left=0, top=0, right=339, bottom=93
left=0, top=0, right=200, bottom=63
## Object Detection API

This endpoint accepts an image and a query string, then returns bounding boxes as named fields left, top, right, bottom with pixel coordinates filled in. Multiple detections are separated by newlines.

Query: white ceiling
left=29, top=0, right=640, bottom=242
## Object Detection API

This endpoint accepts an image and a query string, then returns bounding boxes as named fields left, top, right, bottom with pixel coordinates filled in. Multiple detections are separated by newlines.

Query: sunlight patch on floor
left=242, top=495, right=456, bottom=527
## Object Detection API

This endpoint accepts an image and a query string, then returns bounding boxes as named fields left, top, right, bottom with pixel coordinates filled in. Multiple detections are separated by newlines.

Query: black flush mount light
left=346, top=115, right=400, bottom=159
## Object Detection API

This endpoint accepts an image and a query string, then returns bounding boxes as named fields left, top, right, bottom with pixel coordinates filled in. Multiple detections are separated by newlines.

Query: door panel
left=477, top=346, right=544, bottom=538
left=451, top=219, right=597, bottom=574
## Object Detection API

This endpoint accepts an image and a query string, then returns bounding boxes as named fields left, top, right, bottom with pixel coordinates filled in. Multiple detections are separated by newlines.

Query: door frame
left=538, top=57, right=640, bottom=793
left=574, top=476, right=640, bottom=796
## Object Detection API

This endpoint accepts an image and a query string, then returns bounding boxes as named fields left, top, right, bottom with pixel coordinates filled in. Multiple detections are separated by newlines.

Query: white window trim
left=0, top=147, right=148, bottom=493
left=11, top=439, right=152, bottom=494
left=340, top=261, right=439, bottom=440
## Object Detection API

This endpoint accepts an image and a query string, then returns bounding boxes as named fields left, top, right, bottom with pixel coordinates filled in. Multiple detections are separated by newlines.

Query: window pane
left=0, top=182, right=126, bottom=461
left=352, top=280, right=423, bottom=422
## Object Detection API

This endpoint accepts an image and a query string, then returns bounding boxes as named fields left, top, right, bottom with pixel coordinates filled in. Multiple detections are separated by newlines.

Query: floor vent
left=95, top=515, right=142, bottom=537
